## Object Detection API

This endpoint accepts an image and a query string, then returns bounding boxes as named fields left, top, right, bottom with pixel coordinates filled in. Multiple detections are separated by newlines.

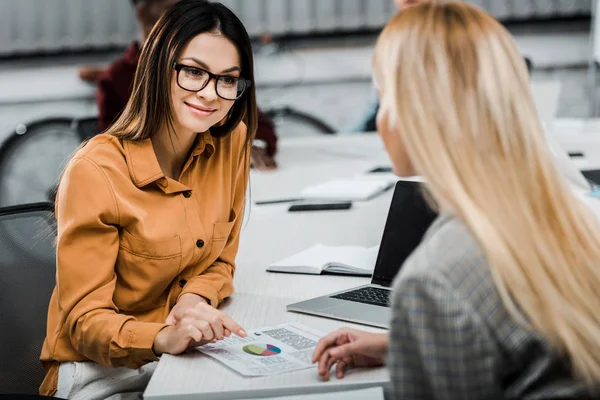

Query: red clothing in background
left=97, top=42, right=277, bottom=156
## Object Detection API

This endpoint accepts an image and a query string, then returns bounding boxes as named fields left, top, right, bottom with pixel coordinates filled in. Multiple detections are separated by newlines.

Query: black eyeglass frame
left=172, top=61, right=251, bottom=100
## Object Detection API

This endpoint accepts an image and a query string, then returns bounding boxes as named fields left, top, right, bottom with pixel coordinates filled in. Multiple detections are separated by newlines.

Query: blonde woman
left=312, top=2, right=600, bottom=399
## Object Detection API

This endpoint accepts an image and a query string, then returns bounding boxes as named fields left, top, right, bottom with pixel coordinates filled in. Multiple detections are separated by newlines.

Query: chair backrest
left=0, top=202, right=56, bottom=394
left=0, top=117, right=81, bottom=208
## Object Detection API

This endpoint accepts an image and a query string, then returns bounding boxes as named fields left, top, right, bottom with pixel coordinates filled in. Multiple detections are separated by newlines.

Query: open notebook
left=300, top=178, right=396, bottom=202
left=267, top=244, right=379, bottom=276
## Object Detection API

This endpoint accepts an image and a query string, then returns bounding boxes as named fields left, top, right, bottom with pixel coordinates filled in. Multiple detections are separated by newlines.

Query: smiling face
left=170, top=32, right=241, bottom=137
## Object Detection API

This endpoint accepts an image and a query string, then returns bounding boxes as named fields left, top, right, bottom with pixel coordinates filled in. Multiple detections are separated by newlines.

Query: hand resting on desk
left=154, top=293, right=247, bottom=355
left=251, top=145, right=277, bottom=171
left=312, top=328, right=388, bottom=381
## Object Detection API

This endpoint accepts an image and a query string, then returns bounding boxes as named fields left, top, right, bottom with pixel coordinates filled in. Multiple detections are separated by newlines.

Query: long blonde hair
left=374, top=1, right=600, bottom=388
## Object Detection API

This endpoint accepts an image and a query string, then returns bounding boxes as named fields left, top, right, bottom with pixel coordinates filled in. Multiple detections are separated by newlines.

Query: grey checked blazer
left=389, top=214, right=592, bottom=399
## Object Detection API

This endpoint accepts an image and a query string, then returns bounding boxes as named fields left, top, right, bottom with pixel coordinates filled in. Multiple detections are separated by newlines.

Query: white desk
left=145, top=124, right=600, bottom=399
left=144, top=294, right=389, bottom=400
left=145, top=134, right=392, bottom=400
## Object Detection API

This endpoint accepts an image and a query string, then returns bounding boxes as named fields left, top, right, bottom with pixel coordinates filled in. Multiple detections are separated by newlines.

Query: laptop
left=286, top=180, right=438, bottom=328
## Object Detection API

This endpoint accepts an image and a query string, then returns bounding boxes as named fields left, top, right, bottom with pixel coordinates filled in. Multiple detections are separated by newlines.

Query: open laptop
left=286, top=180, right=438, bottom=328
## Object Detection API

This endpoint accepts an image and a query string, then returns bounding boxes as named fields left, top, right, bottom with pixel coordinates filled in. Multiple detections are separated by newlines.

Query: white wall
left=0, top=0, right=592, bottom=57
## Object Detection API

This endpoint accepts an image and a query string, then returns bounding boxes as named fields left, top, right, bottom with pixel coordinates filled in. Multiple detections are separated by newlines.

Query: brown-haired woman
left=40, top=1, right=257, bottom=398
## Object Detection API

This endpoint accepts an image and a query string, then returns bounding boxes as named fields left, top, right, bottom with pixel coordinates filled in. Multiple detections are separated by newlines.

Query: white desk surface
left=144, top=294, right=389, bottom=400
left=145, top=134, right=392, bottom=400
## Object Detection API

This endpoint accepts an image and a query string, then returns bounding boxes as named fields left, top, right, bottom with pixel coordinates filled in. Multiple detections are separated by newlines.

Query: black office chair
left=0, top=116, right=101, bottom=208
left=0, top=202, right=56, bottom=395
left=0, top=118, right=82, bottom=208
left=263, top=106, right=336, bottom=136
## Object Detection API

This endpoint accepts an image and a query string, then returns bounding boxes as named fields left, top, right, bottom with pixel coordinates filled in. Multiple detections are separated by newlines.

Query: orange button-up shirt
left=40, top=123, right=249, bottom=396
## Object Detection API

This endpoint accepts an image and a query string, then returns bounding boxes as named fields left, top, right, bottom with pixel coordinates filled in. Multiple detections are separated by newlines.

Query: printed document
left=196, top=323, right=323, bottom=377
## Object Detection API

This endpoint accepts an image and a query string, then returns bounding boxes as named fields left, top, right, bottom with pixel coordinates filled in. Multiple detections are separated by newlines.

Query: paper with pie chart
left=196, top=323, right=324, bottom=376
left=242, top=343, right=282, bottom=356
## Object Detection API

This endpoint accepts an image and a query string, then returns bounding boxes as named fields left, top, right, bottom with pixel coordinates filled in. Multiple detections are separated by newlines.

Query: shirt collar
left=123, top=131, right=215, bottom=189
left=191, top=130, right=216, bottom=158
left=123, top=138, right=164, bottom=188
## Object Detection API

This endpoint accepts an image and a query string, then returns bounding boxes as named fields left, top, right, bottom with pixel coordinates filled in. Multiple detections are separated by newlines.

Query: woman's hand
left=165, top=293, right=208, bottom=325
left=154, top=293, right=246, bottom=355
left=250, top=146, right=277, bottom=171
left=312, top=328, right=388, bottom=381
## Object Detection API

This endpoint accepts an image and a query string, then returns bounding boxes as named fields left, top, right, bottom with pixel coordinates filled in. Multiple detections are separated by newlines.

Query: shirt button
left=183, top=191, right=192, bottom=198
left=196, top=239, right=205, bottom=248
left=179, top=279, right=187, bottom=288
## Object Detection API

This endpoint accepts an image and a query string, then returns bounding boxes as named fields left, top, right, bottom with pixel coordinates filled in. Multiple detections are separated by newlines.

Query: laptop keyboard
left=331, top=287, right=391, bottom=308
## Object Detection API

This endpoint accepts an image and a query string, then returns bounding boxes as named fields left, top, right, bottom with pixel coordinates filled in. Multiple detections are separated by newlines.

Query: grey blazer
left=388, top=214, right=592, bottom=399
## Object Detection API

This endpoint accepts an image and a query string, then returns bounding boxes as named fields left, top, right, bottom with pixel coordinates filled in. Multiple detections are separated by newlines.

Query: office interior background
left=0, top=0, right=598, bottom=208
left=2, top=0, right=600, bottom=398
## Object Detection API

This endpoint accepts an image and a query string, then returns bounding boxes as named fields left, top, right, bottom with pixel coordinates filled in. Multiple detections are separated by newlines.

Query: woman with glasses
left=40, top=1, right=255, bottom=398
left=312, top=2, right=600, bottom=399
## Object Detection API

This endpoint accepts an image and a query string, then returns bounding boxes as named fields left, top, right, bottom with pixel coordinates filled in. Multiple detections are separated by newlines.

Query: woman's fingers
left=329, top=341, right=359, bottom=360
left=312, top=329, right=349, bottom=363
left=185, top=324, right=204, bottom=344
left=206, top=315, right=225, bottom=340
left=318, top=351, right=353, bottom=381
left=197, top=320, right=215, bottom=342
left=324, top=354, right=338, bottom=379
left=181, top=306, right=241, bottom=340
left=318, top=350, right=332, bottom=379
left=220, top=314, right=246, bottom=337
left=336, top=359, right=351, bottom=379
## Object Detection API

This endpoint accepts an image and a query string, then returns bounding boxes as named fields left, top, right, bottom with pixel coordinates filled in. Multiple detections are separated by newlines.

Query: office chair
left=0, top=118, right=82, bottom=208
left=0, top=202, right=56, bottom=395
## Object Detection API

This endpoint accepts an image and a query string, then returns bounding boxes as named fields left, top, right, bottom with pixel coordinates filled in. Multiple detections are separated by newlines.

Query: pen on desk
left=255, top=198, right=304, bottom=205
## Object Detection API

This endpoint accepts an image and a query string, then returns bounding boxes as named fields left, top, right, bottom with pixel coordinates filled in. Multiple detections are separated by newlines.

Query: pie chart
left=242, top=344, right=282, bottom=356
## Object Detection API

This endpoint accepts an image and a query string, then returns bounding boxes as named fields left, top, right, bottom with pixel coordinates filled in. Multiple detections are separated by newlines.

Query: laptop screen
left=371, top=180, right=438, bottom=286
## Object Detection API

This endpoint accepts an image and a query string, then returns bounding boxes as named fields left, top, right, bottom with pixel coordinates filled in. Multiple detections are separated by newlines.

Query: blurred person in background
left=346, top=0, right=428, bottom=133
left=41, top=1, right=256, bottom=398
left=79, top=0, right=278, bottom=170
left=313, top=2, right=600, bottom=398
left=347, top=0, right=531, bottom=133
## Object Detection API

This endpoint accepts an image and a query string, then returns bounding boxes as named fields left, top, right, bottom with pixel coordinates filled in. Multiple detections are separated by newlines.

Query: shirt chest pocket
left=114, top=230, right=182, bottom=312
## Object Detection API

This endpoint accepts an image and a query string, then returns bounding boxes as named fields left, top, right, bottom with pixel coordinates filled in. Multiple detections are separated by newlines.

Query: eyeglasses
left=172, top=62, right=251, bottom=101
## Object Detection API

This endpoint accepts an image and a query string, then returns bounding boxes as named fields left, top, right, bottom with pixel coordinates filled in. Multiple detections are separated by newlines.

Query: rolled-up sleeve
left=56, top=156, right=167, bottom=368
left=389, top=273, right=501, bottom=400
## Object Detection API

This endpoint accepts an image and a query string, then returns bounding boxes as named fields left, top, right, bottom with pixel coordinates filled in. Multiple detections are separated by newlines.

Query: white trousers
left=55, top=361, right=157, bottom=400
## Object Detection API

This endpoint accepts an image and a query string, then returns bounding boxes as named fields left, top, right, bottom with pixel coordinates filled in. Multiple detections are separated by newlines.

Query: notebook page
left=324, top=244, right=379, bottom=274
left=268, top=244, right=377, bottom=274
left=300, top=178, right=395, bottom=201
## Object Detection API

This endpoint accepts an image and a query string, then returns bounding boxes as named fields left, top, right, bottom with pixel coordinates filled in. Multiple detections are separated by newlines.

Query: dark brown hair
left=108, top=0, right=257, bottom=147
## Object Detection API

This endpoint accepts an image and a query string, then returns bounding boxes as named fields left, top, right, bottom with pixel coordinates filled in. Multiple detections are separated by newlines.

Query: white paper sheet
left=196, top=323, right=324, bottom=377
left=300, top=178, right=396, bottom=201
